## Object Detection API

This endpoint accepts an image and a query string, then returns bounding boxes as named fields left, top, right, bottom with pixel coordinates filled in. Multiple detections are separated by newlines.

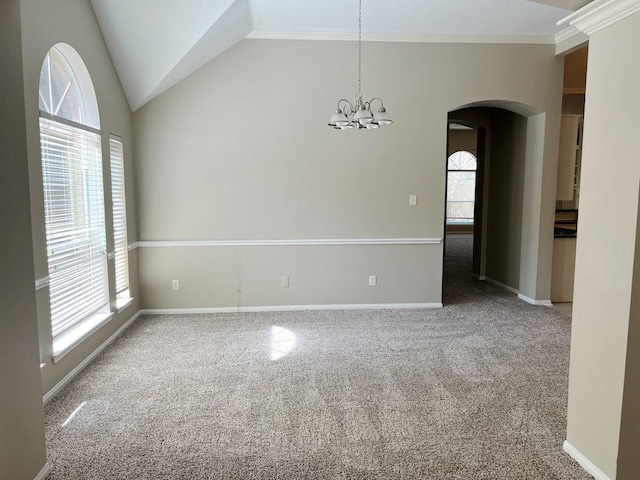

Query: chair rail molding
left=136, top=238, right=442, bottom=248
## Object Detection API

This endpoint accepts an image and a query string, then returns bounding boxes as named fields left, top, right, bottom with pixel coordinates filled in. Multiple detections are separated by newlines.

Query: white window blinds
left=40, top=117, right=108, bottom=337
left=109, top=137, right=129, bottom=295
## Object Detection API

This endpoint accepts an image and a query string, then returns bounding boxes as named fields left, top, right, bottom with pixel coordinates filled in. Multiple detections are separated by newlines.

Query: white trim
left=39, top=109, right=100, bottom=135
left=555, top=26, right=580, bottom=43
left=558, top=0, right=640, bottom=36
left=554, top=26, right=589, bottom=55
left=517, top=293, right=553, bottom=307
left=43, top=310, right=142, bottom=404
left=128, top=241, right=139, bottom=251
left=141, top=303, right=442, bottom=315
left=563, top=440, right=613, bottom=480
left=53, top=312, right=114, bottom=363
left=115, top=296, right=134, bottom=314
left=481, top=276, right=519, bottom=295
left=247, top=31, right=556, bottom=45
left=34, top=463, right=52, bottom=480
left=35, top=276, right=49, bottom=290
left=137, top=238, right=441, bottom=248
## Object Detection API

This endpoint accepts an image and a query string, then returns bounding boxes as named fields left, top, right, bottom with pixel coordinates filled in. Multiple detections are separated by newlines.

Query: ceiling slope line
left=139, top=0, right=252, bottom=110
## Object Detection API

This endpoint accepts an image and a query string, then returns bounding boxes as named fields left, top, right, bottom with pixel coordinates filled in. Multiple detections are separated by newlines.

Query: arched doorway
left=442, top=102, right=556, bottom=307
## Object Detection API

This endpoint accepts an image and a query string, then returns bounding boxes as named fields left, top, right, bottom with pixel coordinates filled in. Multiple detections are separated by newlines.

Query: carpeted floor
left=44, top=235, right=590, bottom=479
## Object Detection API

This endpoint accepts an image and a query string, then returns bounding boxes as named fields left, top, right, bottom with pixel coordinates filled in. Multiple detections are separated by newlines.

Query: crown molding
left=554, top=25, right=589, bottom=54
left=247, top=30, right=556, bottom=45
left=558, top=0, right=640, bottom=35
left=555, top=25, right=580, bottom=43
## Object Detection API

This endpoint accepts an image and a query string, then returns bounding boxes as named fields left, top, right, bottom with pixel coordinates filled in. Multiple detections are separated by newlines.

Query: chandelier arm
left=369, top=97, right=385, bottom=109
left=339, top=98, right=355, bottom=116
left=337, top=98, right=352, bottom=111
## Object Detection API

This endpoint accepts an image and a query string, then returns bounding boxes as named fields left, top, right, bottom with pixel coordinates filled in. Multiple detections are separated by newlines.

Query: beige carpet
left=44, top=235, right=590, bottom=479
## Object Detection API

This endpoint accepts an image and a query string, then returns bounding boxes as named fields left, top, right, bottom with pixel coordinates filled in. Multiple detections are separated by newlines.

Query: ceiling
left=90, top=0, right=592, bottom=111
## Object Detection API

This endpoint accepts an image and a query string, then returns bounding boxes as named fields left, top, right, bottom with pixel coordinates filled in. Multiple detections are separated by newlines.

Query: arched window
left=39, top=44, right=108, bottom=352
left=446, top=151, right=477, bottom=225
left=39, top=44, right=99, bottom=128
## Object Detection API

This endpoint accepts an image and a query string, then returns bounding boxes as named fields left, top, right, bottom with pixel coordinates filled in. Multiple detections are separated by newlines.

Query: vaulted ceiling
left=90, top=0, right=592, bottom=111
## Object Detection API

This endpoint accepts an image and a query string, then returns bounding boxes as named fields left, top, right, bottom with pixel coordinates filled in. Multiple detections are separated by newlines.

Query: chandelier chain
left=358, top=0, right=362, bottom=100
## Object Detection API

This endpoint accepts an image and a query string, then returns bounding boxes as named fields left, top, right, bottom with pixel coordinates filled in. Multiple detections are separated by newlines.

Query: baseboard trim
left=517, top=293, right=553, bottom=307
left=563, top=440, right=612, bottom=480
left=141, top=303, right=443, bottom=315
left=43, top=310, right=142, bottom=404
left=482, top=276, right=519, bottom=295
left=34, top=462, right=51, bottom=480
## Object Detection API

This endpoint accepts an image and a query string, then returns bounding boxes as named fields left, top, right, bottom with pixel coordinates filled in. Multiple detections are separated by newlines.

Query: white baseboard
left=43, top=310, right=142, bottom=404
left=34, top=463, right=51, bottom=480
left=563, top=440, right=612, bottom=480
left=517, top=293, right=553, bottom=307
left=482, top=276, right=519, bottom=295
left=141, top=303, right=443, bottom=315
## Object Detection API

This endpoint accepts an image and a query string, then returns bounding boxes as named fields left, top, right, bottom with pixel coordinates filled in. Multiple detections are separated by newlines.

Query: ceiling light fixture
left=328, top=0, right=393, bottom=130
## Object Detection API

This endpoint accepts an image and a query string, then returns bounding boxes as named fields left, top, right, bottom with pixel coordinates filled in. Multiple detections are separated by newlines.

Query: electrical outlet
left=171, top=279, right=180, bottom=291
left=409, top=194, right=417, bottom=206
left=281, top=276, right=290, bottom=288
left=369, top=275, right=377, bottom=286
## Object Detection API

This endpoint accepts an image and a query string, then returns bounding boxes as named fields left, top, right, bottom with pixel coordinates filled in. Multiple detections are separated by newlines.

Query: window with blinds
left=40, top=117, right=108, bottom=338
left=109, top=137, right=129, bottom=296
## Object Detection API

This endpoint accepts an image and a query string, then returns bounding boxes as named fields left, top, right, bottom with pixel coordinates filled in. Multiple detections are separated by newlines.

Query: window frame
left=109, top=135, right=132, bottom=312
left=38, top=44, right=113, bottom=362
left=446, top=150, right=478, bottom=225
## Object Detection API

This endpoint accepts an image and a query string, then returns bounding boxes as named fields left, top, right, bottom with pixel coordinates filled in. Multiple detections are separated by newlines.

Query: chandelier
left=328, top=0, right=393, bottom=130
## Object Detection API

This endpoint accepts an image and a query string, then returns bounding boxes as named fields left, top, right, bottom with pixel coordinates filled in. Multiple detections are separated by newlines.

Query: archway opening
left=443, top=101, right=548, bottom=306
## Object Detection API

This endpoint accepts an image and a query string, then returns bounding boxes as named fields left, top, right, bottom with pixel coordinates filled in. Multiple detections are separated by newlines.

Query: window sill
left=52, top=312, right=113, bottom=363
left=115, top=296, right=133, bottom=314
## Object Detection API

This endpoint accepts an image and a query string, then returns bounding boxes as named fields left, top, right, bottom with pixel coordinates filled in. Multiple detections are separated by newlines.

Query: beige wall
left=448, top=129, right=478, bottom=156
left=0, top=0, right=48, bottom=477
left=20, top=0, right=140, bottom=394
left=485, top=110, right=527, bottom=289
left=135, top=39, right=563, bottom=309
left=566, top=10, right=640, bottom=480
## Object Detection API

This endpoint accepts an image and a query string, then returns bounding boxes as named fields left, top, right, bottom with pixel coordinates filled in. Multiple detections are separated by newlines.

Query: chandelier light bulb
left=374, top=106, right=393, bottom=126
